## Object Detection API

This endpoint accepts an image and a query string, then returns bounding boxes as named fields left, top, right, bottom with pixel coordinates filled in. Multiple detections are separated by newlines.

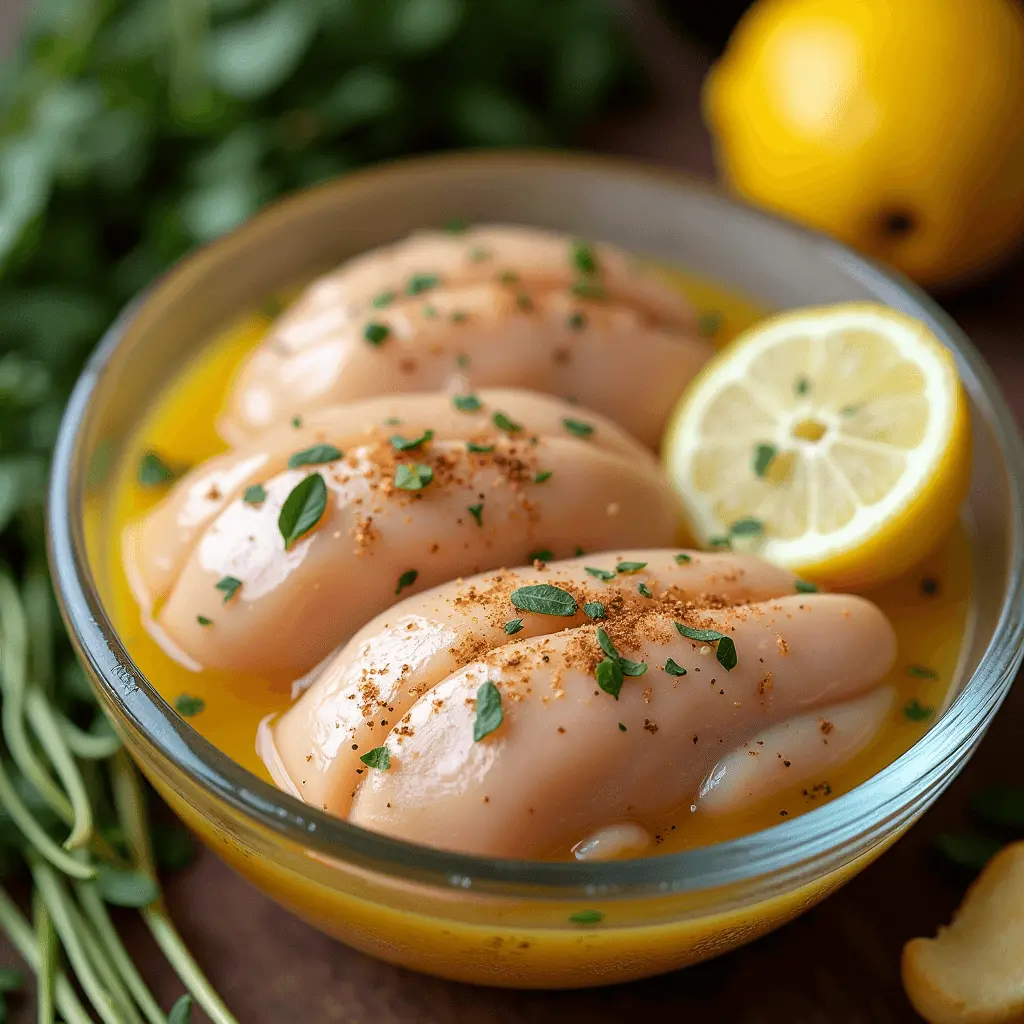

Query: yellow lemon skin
left=704, top=0, right=1024, bottom=289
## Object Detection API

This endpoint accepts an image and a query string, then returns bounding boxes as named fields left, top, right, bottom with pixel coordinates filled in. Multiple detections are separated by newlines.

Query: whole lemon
left=704, top=0, right=1024, bottom=287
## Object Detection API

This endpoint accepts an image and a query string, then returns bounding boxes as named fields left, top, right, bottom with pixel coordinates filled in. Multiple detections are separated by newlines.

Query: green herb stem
left=34, top=889, right=57, bottom=1024
left=113, top=755, right=240, bottom=1024
left=0, top=887, right=92, bottom=1024
left=77, top=880, right=168, bottom=1024
left=25, top=689, right=94, bottom=851
left=29, top=856, right=126, bottom=1024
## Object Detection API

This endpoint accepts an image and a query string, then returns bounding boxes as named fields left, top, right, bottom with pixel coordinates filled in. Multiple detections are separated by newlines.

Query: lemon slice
left=664, top=303, right=970, bottom=589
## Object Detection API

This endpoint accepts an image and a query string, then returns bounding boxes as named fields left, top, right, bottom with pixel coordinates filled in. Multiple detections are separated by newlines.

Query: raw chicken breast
left=124, top=391, right=681, bottom=680
left=265, top=551, right=897, bottom=858
left=219, top=226, right=713, bottom=448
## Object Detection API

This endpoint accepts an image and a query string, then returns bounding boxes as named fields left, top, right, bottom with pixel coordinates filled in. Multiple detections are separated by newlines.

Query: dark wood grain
left=6, top=7, right=1024, bottom=1021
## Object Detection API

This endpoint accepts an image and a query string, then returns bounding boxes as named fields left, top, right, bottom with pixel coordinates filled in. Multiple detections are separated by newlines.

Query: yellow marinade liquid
left=101, top=273, right=972, bottom=858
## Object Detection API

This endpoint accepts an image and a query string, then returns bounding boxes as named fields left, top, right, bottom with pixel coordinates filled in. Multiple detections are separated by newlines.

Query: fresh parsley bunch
left=0, top=0, right=641, bottom=1018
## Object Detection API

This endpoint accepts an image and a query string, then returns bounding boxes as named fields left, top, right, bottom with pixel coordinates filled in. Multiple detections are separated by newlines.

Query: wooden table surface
left=7, top=7, right=1024, bottom=1022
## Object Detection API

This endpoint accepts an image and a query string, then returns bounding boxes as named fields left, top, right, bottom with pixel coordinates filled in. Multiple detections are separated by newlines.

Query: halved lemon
left=664, top=303, right=971, bottom=590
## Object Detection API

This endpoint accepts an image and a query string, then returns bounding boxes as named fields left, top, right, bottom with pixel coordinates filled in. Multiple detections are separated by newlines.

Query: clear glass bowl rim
left=47, top=150, right=1024, bottom=897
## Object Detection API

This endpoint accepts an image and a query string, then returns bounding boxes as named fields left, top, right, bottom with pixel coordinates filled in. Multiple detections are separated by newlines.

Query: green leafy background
left=0, top=2, right=640, bottom=1018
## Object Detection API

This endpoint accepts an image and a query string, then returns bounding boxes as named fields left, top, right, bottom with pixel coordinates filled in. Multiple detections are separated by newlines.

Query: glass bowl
left=48, top=152, right=1024, bottom=989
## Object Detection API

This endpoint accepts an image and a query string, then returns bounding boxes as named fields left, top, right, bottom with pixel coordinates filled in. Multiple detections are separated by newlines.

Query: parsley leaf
left=279, top=472, right=328, bottom=547
left=288, top=443, right=343, bottom=468
left=584, top=601, right=607, bottom=620
left=674, top=553, right=692, bottom=564
left=391, top=430, right=434, bottom=451
left=665, top=658, right=687, bottom=676
left=585, top=566, right=617, bottom=582
left=908, top=665, right=939, bottom=679
left=638, top=582, right=653, bottom=598
left=473, top=681, right=503, bottom=741
left=616, top=561, right=647, bottom=574
left=467, top=441, right=494, bottom=453
left=752, top=444, right=777, bottom=478
left=396, top=569, right=418, bottom=595
left=214, top=576, right=241, bottom=603
left=363, top=322, right=390, bottom=346
left=468, top=503, right=483, bottom=526
left=394, top=464, right=434, bottom=490
left=453, top=394, right=482, bottom=413
left=596, top=659, right=623, bottom=699
left=570, top=239, right=598, bottom=275
left=359, top=747, right=391, bottom=771
left=407, top=273, right=441, bottom=295
left=903, top=699, right=934, bottom=721
left=510, top=583, right=578, bottom=616
left=243, top=483, right=267, bottom=505
left=137, top=451, right=179, bottom=487
left=562, top=417, right=594, bottom=438
left=795, top=580, right=819, bottom=593
left=568, top=909, right=603, bottom=925
left=504, top=619, right=524, bottom=635
left=175, top=694, right=205, bottom=718
left=534, top=470, right=553, bottom=483
left=675, top=622, right=737, bottom=671
left=492, top=411, right=522, bottom=433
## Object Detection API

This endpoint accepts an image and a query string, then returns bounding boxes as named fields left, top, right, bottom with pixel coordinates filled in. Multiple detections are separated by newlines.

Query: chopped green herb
left=359, top=747, right=391, bottom=771
left=363, top=322, right=391, bottom=346
left=574, top=546, right=586, bottom=557
left=473, top=681, right=503, bottom=741
left=752, top=444, right=777, bottom=478
left=278, top=472, right=328, bottom=548
left=504, top=619, right=524, bottom=635
left=492, top=411, right=523, bottom=433
left=563, top=418, right=594, bottom=438
left=903, top=699, right=935, bottom=721
left=444, top=217, right=469, bottom=233
left=383, top=417, right=403, bottom=426
left=534, top=470, right=553, bottom=483
left=568, top=909, right=604, bottom=925
left=391, top=430, right=434, bottom=451
left=423, top=304, right=438, bottom=318
left=585, top=566, right=617, bottom=582
left=453, top=393, right=482, bottom=413
left=467, top=442, right=495, bottom=453
left=665, top=658, right=687, bottom=676
left=935, top=833, right=1003, bottom=872
left=795, top=580, right=819, bottom=593
left=516, top=292, right=533, bottom=311
left=215, top=576, right=241, bottom=603
left=396, top=569, right=418, bottom=595
left=841, top=405, right=861, bottom=417
left=291, top=416, right=303, bottom=428
left=527, top=549, right=555, bottom=563
left=618, top=722, right=627, bottom=732
left=709, top=536, right=733, bottom=550
left=795, top=376, right=811, bottom=396
left=243, top=484, right=267, bottom=505
left=407, top=273, right=441, bottom=295
left=616, top=561, right=647, bottom=574
left=567, top=311, right=587, bottom=330
left=698, top=311, right=723, bottom=337
left=638, top=582, right=653, bottom=598
left=394, top=464, right=434, bottom=491
left=175, top=694, right=205, bottom=718
left=499, top=270, right=519, bottom=284
left=451, top=310, right=468, bottom=323
left=730, top=518, right=763, bottom=537
left=596, top=627, right=647, bottom=677
left=596, top=658, right=624, bottom=700
left=456, top=353, right=470, bottom=369
left=584, top=601, right=607, bottom=620
left=570, top=239, right=598, bottom=275
left=908, top=665, right=939, bottom=680
left=510, top=583, right=578, bottom=616
left=972, top=786, right=1024, bottom=829
left=371, top=290, right=395, bottom=308
left=571, top=281, right=606, bottom=300
left=674, top=553, right=692, bottom=564
left=675, top=622, right=737, bottom=671
left=468, top=503, right=484, bottom=527
left=137, top=451, right=178, bottom=487
left=196, top=615, right=212, bottom=627
left=288, top=443, right=343, bottom=469
left=468, top=247, right=491, bottom=262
